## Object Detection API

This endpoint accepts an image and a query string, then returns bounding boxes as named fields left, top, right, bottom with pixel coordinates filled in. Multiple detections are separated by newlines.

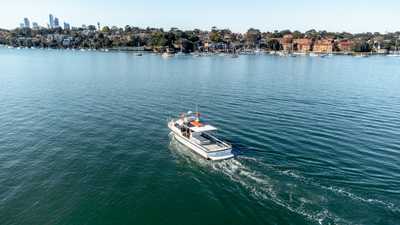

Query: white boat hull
left=168, top=122, right=234, bottom=161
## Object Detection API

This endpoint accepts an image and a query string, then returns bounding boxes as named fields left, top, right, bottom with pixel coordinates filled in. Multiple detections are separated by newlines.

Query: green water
left=0, top=48, right=399, bottom=225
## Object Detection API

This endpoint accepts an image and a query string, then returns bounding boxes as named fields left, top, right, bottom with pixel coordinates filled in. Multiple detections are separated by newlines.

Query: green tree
left=101, top=26, right=110, bottom=33
left=150, top=31, right=167, bottom=47
left=305, top=29, right=318, bottom=38
left=292, top=30, right=303, bottom=39
left=267, top=39, right=282, bottom=51
left=352, top=41, right=371, bottom=52
left=210, top=31, right=222, bottom=43
left=245, top=28, right=261, bottom=47
left=279, top=29, right=292, bottom=36
left=125, top=25, right=132, bottom=32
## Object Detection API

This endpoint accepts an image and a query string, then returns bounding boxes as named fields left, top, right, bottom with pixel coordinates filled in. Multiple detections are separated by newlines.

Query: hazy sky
left=1, top=0, right=399, bottom=33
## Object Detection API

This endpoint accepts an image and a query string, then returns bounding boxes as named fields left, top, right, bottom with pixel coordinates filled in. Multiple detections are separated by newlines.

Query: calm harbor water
left=0, top=48, right=399, bottom=225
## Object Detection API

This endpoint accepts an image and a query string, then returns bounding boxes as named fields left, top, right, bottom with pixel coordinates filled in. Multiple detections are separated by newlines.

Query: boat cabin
left=173, top=115, right=229, bottom=152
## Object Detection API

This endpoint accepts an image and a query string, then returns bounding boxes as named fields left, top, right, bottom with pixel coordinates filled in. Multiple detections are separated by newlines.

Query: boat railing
left=203, top=132, right=231, bottom=148
left=169, top=117, right=231, bottom=151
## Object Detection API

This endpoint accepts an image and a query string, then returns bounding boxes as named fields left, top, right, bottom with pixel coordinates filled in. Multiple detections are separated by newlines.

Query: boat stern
left=207, top=148, right=234, bottom=161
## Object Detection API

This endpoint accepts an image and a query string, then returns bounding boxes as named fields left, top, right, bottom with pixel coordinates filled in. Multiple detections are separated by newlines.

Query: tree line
left=1, top=26, right=399, bottom=53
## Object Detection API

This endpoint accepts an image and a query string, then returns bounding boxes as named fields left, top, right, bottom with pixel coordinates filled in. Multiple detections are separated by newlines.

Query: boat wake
left=210, top=157, right=399, bottom=225
left=274, top=166, right=400, bottom=213
left=210, top=158, right=347, bottom=225
left=168, top=138, right=399, bottom=224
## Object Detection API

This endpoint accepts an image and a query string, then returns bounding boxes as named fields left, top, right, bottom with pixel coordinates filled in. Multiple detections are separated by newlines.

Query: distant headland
left=1, top=16, right=400, bottom=55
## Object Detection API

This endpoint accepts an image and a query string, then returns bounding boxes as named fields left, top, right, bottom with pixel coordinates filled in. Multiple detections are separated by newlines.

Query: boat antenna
left=195, top=104, right=200, bottom=122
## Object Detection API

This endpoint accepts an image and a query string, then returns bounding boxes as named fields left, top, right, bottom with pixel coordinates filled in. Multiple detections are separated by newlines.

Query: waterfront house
left=376, top=48, right=388, bottom=54
left=282, top=34, right=293, bottom=52
left=371, top=38, right=388, bottom=53
left=313, top=39, right=334, bottom=53
left=0, top=31, right=6, bottom=44
left=223, top=33, right=233, bottom=43
left=338, top=39, right=353, bottom=52
left=203, top=41, right=210, bottom=51
left=62, top=37, right=73, bottom=47
left=293, top=38, right=313, bottom=53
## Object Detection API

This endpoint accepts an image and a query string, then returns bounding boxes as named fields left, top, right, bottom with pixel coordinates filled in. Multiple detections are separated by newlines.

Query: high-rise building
left=20, top=23, right=25, bottom=29
left=64, top=22, right=70, bottom=30
left=23, top=18, right=30, bottom=28
left=49, top=14, right=54, bottom=28
left=54, top=17, right=60, bottom=28
left=32, top=22, right=39, bottom=29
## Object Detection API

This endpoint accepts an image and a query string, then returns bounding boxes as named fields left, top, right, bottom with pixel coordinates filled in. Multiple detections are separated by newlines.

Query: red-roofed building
left=293, top=38, right=313, bottom=53
left=281, top=34, right=293, bottom=51
left=338, top=40, right=353, bottom=52
left=313, top=39, right=334, bottom=53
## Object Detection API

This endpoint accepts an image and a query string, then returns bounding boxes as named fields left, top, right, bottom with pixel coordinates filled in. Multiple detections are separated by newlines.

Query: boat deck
left=168, top=120, right=231, bottom=153
left=202, top=143, right=229, bottom=152
left=187, top=134, right=230, bottom=152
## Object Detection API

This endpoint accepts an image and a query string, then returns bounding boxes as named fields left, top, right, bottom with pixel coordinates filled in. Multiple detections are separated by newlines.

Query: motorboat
left=162, top=52, right=174, bottom=58
left=175, top=52, right=185, bottom=57
left=354, top=53, right=368, bottom=58
left=277, top=51, right=288, bottom=57
left=293, top=52, right=307, bottom=56
left=387, top=53, right=400, bottom=57
left=168, top=111, right=234, bottom=161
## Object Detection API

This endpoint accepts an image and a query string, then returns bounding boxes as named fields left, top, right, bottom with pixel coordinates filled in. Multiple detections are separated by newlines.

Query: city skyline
left=1, top=0, right=400, bottom=33
left=17, top=14, right=70, bottom=30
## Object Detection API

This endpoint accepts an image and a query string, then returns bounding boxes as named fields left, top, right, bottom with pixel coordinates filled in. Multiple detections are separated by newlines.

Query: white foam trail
left=240, top=156, right=400, bottom=213
left=276, top=169, right=400, bottom=213
left=210, top=158, right=351, bottom=225
left=170, top=140, right=399, bottom=223
left=320, top=186, right=399, bottom=212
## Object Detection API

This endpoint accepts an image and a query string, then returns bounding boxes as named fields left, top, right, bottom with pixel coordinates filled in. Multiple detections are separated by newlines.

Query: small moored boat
left=168, top=112, right=234, bottom=161
left=162, top=52, right=174, bottom=58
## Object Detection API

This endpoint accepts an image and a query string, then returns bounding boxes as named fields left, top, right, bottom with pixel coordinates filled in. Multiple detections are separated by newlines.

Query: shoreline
left=1, top=44, right=399, bottom=57
left=2, top=26, right=400, bottom=57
